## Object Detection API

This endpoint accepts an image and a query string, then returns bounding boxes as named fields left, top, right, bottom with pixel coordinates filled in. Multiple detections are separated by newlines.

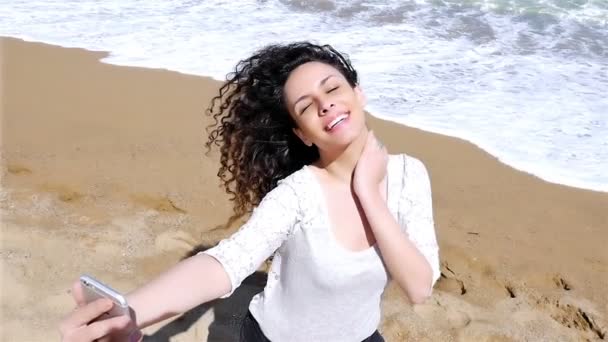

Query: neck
left=315, top=128, right=369, bottom=184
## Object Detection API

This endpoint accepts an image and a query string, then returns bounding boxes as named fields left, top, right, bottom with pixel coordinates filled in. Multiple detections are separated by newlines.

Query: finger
left=71, top=280, right=87, bottom=307
left=80, top=315, right=133, bottom=341
left=66, top=298, right=113, bottom=329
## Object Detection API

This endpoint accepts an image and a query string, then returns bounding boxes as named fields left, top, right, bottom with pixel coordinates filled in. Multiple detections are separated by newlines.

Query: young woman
left=59, top=42, right=440, bottom=342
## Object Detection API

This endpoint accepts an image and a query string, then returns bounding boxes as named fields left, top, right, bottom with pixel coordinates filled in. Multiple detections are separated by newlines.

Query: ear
left=354, top=85, right=367, bottom=107
left=292, top=127, right=313, bottom=147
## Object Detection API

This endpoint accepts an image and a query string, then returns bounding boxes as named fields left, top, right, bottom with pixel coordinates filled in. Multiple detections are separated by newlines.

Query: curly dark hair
left=205, top=42, right=359, bottom=217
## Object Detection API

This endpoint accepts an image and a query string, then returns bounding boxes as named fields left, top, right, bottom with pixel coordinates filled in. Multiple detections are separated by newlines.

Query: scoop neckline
left=303, top=164, right=387, bottom=257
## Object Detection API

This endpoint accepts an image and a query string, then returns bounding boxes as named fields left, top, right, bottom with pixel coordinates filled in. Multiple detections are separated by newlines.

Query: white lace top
left=201, top=154, right=440, bottom=342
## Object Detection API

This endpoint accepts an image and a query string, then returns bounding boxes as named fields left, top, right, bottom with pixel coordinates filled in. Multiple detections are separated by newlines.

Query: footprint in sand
left=436, top=262, right=467, bottom=296
left=130, top=194, right=187, bottom=214
left=37, top=183, right=84, bottom=203
left=447, top=309, right=473, bottom=329
left=155, top=230, right=198, bottom=252
left=533, top=295, right=606, bottom=340
left=6, top=164, right=32, bottom=175
left=437, top=274, right=467, bottom=296
left=416, top=302, right=472, bottom=330
left=552, top=274, right=573, bottom=291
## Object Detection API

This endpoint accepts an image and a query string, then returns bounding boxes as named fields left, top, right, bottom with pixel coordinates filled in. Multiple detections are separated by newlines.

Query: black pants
left=240, top=310, right=385, bottom=342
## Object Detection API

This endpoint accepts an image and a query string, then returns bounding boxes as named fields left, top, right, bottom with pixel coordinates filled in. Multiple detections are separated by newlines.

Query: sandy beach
left=1, top=37, right=606, bottom=341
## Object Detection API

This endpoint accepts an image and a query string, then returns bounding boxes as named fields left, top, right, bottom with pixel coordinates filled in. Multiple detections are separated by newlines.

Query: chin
left=328, top=130, right=363, bottom=150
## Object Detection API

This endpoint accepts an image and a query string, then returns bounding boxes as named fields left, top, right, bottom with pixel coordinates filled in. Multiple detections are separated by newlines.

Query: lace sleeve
left=200, top=181, right=300, bottom=298
left=401, top=155, right=441, bottom=292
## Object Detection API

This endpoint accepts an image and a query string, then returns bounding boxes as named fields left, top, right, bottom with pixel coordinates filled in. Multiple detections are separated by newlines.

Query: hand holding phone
left=59, top=276, right=141, bottom=342
left=79, top=275, right=130, bottom=320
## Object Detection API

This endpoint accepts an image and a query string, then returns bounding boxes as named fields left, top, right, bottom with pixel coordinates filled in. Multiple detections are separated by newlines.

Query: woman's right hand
left=59, top=280, right=142, bottom=342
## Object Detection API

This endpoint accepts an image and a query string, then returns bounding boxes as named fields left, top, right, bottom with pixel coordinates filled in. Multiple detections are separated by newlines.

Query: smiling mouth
left=325, top=113, right=349, bottom=131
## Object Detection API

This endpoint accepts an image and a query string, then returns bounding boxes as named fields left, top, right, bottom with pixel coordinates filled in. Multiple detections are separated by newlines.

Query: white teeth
left=327, top=114, right=348, bottom=130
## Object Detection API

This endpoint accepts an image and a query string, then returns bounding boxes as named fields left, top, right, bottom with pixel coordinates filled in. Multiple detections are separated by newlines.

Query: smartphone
left=79, top=274, right=130, bottom=320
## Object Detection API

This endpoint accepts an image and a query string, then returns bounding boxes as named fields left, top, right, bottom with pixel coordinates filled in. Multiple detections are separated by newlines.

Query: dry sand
left=1, top=37, right=606, bottom=341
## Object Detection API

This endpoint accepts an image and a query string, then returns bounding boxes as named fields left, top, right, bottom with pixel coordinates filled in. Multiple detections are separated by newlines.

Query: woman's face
left=283, top=62, right=367, bottom=152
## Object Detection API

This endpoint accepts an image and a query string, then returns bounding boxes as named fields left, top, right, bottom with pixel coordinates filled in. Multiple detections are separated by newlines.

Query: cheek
left=299, top=118, right=320, bottom=136
left=337, top=91, right=359, bottom=109
left=349, top=109, right=367, bottom=129
left=291, top=116, right=315, bottom=136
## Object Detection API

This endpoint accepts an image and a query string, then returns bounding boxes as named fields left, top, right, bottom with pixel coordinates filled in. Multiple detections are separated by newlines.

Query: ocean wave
left=1, top=0, right=606, bottom=192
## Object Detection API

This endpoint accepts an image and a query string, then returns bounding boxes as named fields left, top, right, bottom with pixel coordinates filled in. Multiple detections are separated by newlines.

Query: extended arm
left=127, top=253, right=231, bottom=328
left=129, top=180, right=300, bottom=328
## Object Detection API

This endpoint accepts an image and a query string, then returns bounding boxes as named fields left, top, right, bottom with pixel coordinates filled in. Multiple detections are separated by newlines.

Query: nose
left=320, top=103, right=335, bottom=115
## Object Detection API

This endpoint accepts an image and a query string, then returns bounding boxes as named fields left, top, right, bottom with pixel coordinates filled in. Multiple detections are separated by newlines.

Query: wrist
left=127, top=306, right=143, bottom=341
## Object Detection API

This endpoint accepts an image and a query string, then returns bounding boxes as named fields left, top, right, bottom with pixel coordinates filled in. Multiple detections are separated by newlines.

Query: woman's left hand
left=353, top=131, right=388, bottom=197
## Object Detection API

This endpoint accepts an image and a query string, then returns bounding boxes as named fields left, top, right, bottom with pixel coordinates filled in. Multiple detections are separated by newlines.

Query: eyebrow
left=293, top=74, right=337, bottom=109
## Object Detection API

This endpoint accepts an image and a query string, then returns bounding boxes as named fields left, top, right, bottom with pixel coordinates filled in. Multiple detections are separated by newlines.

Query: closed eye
left=327, top=86, right=339, bottom=93
left=300, top=103, right=312, bottom=115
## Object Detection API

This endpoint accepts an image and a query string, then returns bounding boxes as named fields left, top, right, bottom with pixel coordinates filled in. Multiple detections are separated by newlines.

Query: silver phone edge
left=79, top=274, right=129, bottom=308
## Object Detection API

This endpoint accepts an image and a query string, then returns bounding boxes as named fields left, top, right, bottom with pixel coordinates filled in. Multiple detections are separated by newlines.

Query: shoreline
left=2, top=37, right=607, bottom=341
left=365, top=113, right=608, bottom=194
left=2, top=35, right=605, bottom=194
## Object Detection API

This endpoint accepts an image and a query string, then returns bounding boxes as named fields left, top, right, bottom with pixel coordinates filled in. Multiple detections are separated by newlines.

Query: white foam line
left=368, top=110, right=608, bottom=193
